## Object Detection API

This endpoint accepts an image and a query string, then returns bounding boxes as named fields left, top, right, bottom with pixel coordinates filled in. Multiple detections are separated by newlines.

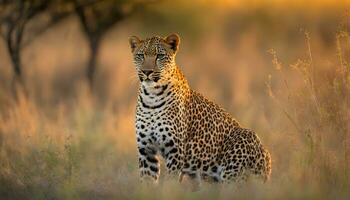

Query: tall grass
left=266, top=31, right=350, bottom=198
left=0, top=88, right=136, bottom=199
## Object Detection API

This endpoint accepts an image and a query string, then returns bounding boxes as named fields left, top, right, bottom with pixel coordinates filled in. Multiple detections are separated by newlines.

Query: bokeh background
left=1, top=0, right=350, bottom=199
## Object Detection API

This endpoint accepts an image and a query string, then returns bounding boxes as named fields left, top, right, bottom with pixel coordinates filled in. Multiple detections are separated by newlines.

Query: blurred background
left=0, top=0, right=350, bottom=199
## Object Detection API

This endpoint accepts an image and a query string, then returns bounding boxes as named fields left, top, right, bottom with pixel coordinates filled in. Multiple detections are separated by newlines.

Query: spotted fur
left=129, top=34, right=271, bottom=184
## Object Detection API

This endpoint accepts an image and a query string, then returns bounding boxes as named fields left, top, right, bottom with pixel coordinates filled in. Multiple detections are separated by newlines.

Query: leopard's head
left=129, top=34, right=180, bottom=85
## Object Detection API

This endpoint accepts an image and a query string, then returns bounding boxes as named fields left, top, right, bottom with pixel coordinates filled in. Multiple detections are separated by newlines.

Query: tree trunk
left=10, top=47, right=22, bottom=80
left=86, top=36, right=100, bottom=91
left=10, top=48, right=24, bottom=97
left=6, top=28, right=25, bottom=98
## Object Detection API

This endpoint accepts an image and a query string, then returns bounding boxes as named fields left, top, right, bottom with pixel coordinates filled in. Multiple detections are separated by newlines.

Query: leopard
left=129, top=33, right=271, bottom=186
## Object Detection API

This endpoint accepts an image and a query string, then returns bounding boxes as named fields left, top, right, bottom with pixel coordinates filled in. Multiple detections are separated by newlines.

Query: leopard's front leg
left=137, top=143, right=160, bottom=183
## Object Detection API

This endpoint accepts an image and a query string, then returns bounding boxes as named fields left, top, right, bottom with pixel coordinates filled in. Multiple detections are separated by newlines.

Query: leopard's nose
left=142, top=70, right=153, bottom=76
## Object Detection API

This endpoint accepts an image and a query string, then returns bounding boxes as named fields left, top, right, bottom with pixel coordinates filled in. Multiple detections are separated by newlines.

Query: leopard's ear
left=129, top=36, right=141, bottom=53
left=165, top=33, right=180, bottom=52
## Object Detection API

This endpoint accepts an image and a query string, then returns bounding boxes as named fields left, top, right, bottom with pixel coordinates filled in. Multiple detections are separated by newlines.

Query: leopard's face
left=129, top=34, right=180, bottom=86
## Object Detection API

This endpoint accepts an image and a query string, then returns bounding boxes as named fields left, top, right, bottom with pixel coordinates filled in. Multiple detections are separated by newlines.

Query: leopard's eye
left=156, top=54, right=165, bottom=60
left=136, top=53, right=144, bottom=59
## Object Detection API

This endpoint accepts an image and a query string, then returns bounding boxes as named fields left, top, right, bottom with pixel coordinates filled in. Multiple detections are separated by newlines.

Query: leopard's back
left=182, top=90, right=271, bottom=182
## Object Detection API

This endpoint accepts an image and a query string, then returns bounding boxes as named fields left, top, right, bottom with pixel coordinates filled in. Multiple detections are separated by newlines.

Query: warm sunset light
left=0, top=0, right=349, bottom=199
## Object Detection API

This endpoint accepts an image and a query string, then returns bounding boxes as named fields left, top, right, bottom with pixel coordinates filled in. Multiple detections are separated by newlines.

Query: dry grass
left=0, top=4, right=350, bottom=199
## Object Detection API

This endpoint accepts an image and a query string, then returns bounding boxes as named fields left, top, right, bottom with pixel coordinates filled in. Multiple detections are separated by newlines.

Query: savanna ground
left=1, top=1, right=350, bottom=199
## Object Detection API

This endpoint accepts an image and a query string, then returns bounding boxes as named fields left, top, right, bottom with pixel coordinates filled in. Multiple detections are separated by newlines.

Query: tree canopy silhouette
left=0, top=0, right=158, bottom=95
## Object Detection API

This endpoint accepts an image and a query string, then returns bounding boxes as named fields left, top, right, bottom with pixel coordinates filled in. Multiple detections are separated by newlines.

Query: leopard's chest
left=136, top=109, right=168, bottom=140
left=135, top=92, right=186, bottom=158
